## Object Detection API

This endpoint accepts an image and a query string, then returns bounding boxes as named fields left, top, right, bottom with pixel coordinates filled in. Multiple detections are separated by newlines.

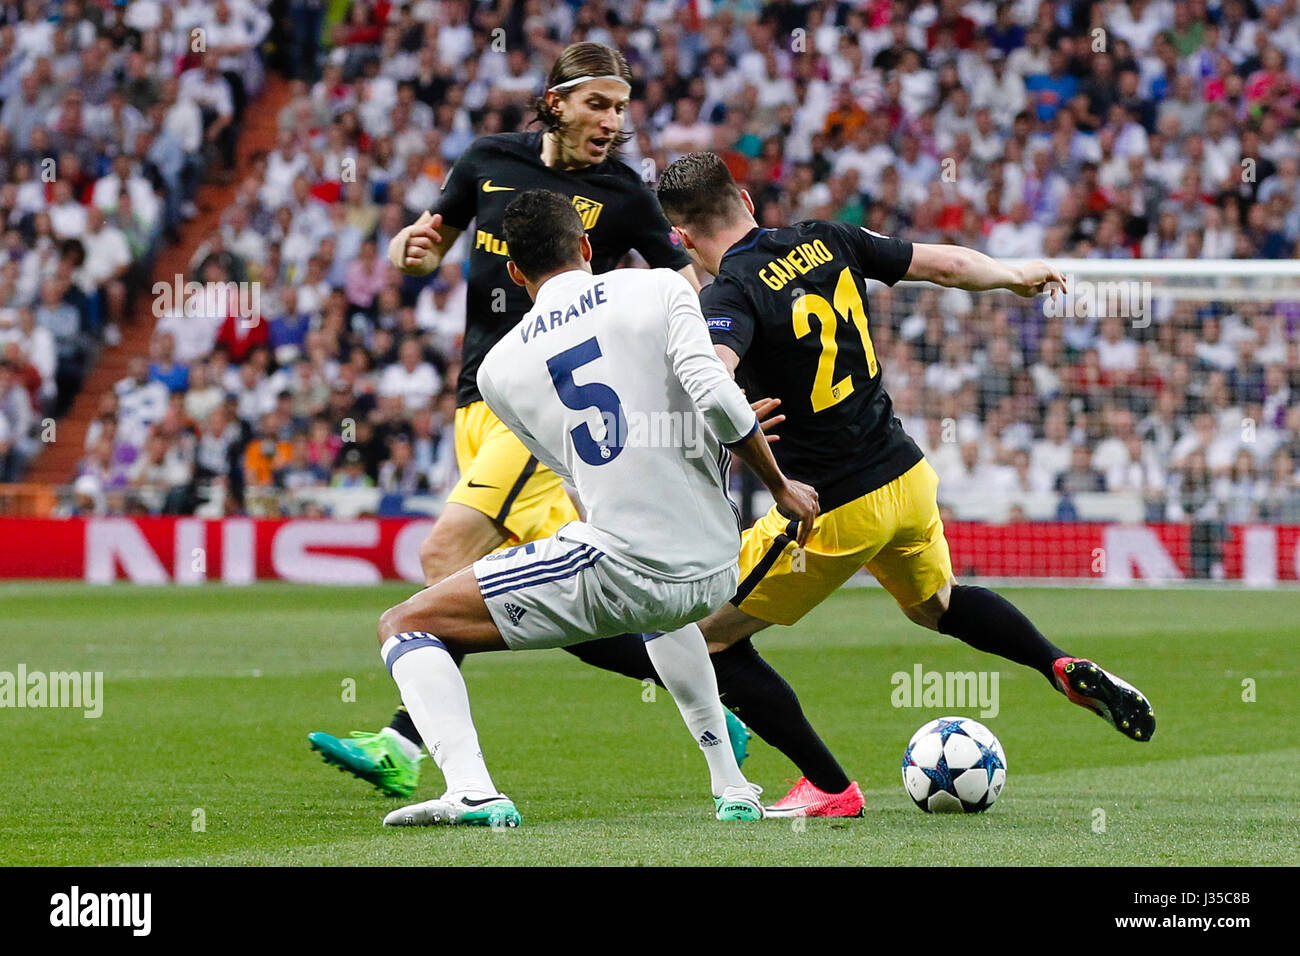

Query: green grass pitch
left=1, top=582, right=1297, bottom=866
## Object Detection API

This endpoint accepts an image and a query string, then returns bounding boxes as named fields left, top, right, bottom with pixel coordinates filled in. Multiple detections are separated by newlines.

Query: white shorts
left=473, top=526, right=739, bottom=650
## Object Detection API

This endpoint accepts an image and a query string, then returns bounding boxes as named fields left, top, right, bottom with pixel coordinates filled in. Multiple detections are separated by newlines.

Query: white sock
left=643, top=623, right=748, bottom=796
left=380, top=633, right=498, bottom=798
left=378, top=727, right=422, bottom=762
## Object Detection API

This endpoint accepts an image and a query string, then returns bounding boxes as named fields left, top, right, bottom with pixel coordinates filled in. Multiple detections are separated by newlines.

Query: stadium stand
left=0, top=0, right=273, bottom=494
left=0, top=0, right=1297, bottom=552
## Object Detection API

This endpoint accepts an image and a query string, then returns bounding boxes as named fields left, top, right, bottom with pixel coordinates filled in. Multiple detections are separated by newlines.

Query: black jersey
left=701, top=220, right=923, bottom=511
left=430, top=131, right=692, bottom=406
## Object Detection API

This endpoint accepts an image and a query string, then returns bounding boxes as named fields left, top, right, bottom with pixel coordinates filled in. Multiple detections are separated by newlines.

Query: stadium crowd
left=0, top=0, right=1297, bottom=527
left=0, top=0, right=270, bottom=481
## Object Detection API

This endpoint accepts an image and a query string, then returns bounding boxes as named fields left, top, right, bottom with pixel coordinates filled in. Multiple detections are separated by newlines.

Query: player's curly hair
left=656, top=151, right=749, bottom=233
left=531, top=42, right=635, bottom=153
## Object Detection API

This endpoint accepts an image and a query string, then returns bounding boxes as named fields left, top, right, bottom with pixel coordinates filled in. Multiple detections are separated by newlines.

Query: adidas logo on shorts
left=503, top=602, right=527, bottom=625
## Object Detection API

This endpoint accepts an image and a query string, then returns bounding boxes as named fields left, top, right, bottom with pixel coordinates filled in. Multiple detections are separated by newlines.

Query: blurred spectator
left=0, top=359, right=34, bottom=479
left=128, top=431, right=193, bottom=514
left=331, top=445, right=374, bottom=488
left=243, top=415, right=292, bottom=489
left=275, top=433, right=329, bottom=491
left=378, top=337, right=441, bottom=412
left=148, top=332, right=188, bottom=394
left=1057, top=444, right=1108, bottom=495
left=378, top=434, right=429, bottom=493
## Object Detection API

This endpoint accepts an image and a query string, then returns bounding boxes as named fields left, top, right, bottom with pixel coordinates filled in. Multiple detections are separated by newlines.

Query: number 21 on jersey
left=791, top=266, right=879, bottom=413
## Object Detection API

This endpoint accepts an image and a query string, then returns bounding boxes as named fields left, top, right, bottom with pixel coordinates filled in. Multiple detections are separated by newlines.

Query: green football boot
left=714, top=783, right=764, bottom=821
left=724, top=708, right=752, bottom=767
left=308, top=729, right=423, bottom=797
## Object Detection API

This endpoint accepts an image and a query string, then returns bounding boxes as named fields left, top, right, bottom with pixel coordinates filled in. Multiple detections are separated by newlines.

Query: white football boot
left=383, top=791, right=521, bottom=828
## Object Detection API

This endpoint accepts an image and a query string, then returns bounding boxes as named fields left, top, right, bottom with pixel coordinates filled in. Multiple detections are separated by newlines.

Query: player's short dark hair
left=502, top=190, right=586, bottom=281
left=532, top=42, right=634, bottom=152
left=656, top=151, right=748, bottom=235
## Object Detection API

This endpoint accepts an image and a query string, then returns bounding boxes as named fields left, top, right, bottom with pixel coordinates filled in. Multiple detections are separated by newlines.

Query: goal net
left=740, top=259, right=1300, bottom=587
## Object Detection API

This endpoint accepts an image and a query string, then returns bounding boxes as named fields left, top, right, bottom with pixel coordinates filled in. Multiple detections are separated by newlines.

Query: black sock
left=936, top=585, right=1069, bottom=686
left=387, top=639, right=651, bottom=751
left=711, top=638, right=851, bottom=795
left=387, top=706, right=423, bottom=748
left=568, top=635, right=851, bottom=794
left=394, top=633, right=851, bottom=793
left=563, top=634, right=662, bottom=685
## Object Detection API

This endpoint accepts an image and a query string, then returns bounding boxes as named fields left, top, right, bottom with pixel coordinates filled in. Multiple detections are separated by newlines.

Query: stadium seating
left=0, top=0, right=1296, bottom=538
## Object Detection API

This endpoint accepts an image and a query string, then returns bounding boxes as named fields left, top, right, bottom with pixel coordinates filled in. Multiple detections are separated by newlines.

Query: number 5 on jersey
left=546, top=337, right=627, bottom=466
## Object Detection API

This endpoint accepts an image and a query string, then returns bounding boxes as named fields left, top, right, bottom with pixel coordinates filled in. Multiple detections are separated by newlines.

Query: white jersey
left=477, top=267, right=758, bottom=581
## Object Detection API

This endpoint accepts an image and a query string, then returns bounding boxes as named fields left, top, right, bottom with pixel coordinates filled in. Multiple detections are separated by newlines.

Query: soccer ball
left=902, top=716, right=1007, bottom=813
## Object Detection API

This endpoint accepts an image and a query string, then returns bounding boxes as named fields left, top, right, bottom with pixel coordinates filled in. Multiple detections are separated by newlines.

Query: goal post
left=748, top=258, right=1300, bottom=586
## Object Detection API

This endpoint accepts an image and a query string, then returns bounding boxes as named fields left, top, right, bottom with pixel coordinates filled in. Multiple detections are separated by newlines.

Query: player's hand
left=1009, top=260, right=1067, bottom=300
left=388, top=211, right=444, bottom=276
left=773, top=479, right=819, bottom=548
left=751, top=397, right=784, bottom=443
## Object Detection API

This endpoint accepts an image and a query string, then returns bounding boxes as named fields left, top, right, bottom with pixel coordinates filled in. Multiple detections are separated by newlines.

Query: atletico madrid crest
left=570, top=195, right=603, bottom=229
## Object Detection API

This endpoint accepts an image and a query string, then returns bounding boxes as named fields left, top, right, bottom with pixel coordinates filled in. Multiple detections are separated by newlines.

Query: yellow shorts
left=445, top=401, right=580, bottom=544
left=733, top=459, right=952, bottom=625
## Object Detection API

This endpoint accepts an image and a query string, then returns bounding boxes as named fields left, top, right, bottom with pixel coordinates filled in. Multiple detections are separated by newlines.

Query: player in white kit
left=377, top=190, right=818, bottom=827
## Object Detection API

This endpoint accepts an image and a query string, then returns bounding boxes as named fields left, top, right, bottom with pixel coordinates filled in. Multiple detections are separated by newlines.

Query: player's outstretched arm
left=905, top=243, right=1067, bottom=299
left=387, top=211, right=463, bottom=277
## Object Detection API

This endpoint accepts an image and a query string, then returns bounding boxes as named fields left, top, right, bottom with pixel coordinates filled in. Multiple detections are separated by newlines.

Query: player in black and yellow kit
left=398, top=51, right=692, bottom=579
left=655, top=152, right=1156, bottom=817
left=309, top=45, right=845, bottom=806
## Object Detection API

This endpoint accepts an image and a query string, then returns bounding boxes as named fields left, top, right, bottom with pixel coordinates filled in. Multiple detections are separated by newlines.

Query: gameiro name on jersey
left=430, top=131, right=692, bottom=407
left=476, top=267, right=757, bottom=582
left=700, top=220, right=924, bottom=512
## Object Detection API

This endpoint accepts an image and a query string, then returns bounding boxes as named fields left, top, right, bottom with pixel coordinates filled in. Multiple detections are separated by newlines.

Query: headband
left=548, top=74, right=631, bottom=93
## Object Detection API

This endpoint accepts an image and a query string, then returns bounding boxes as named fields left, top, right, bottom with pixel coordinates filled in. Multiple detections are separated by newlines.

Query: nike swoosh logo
left=466, top=479, right=497, bottom=489
left=482, top=180, right=514, bottom=192
left=460, top=796, right=502, bottom=807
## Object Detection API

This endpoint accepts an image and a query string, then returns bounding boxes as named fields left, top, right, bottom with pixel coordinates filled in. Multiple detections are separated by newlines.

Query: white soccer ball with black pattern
left=902, top=716, right=1007, bottom=813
